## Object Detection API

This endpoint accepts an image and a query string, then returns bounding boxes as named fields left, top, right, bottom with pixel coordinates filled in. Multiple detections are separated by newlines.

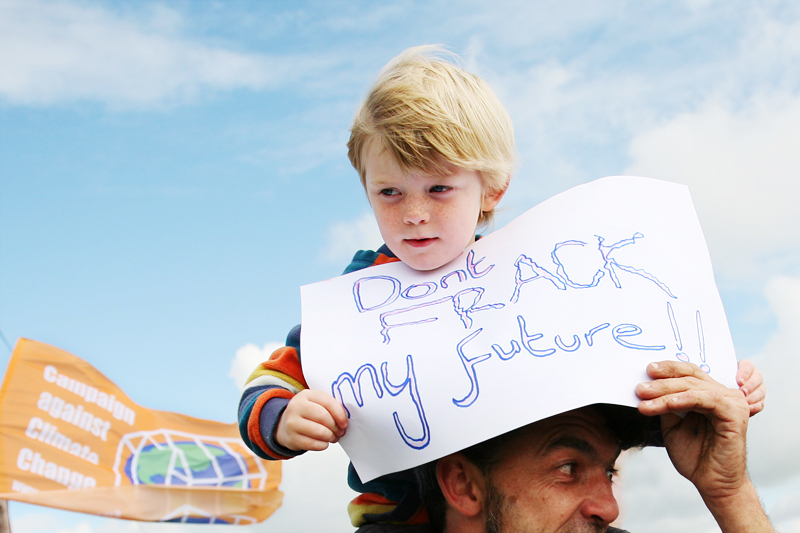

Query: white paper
left=301, top=176, right=737, bottom=482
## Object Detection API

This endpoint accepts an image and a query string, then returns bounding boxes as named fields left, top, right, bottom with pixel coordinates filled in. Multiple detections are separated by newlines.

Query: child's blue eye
left=380, top=188, right=400, bottom=196
left=430, top=185, right=451, bottom=193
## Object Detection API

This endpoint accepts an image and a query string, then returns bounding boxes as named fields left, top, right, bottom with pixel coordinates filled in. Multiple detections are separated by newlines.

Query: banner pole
left=0, top=500, right=11, bottom=533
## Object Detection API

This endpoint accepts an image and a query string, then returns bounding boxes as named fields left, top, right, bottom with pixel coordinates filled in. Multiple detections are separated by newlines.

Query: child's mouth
left=405, top=238, right=436, bottom=248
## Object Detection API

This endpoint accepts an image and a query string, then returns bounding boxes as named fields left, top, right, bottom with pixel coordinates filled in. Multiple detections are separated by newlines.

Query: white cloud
left=228, top=342, right=283, bottom=391
left=624, top=95, right=800, bottom=281
left=252, top=444, right=357, bottom=533
left=10, top=509, right=141, bottom=533
left=767, top=477, right=800, bottom=533
left=776, top=518, right=800, bottom=533
left=473, top=2, right=800, bottom=221
left=734, top=5, right=800, bottom=94
left=618, top=448, right=723, bottom=533
left=321, top=211, right=384, bottom=264
left=0, top=0, right=329, bottom=109
left=745, top=276, right=800, bottom=486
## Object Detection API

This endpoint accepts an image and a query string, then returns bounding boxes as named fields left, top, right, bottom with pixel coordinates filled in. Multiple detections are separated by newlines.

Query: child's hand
left=276, top=389, right=349, bottom=452
left=736, top=359, right=766, bottom=416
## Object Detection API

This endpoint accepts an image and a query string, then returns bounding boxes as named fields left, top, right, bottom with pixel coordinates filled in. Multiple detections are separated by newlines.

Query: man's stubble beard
left=482, top=478, right=609, bottom=533
left=484, top=480, right=506, bottom=533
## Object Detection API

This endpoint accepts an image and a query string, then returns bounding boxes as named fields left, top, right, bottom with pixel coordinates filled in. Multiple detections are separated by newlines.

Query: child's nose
left=403, top=198, right=430, bottom=225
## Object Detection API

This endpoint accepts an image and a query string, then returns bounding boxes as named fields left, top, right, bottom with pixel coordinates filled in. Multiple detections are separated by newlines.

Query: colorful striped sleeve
left=238, top=325, right=309, bottom=460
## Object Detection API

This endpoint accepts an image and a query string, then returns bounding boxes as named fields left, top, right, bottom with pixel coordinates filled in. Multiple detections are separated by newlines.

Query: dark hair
left=415, top=404, right=657, bottom=532
left=593, top=403, right=662, bottom=450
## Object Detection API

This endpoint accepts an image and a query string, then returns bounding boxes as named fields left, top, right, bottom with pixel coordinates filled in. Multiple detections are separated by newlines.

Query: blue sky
left=1, top=0, right=799, bottom=531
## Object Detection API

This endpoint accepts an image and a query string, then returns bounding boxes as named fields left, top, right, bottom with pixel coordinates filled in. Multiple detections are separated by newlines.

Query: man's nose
left=403, top=197, right=430, bottom=225
left=580, top=473, right=620, bottom=525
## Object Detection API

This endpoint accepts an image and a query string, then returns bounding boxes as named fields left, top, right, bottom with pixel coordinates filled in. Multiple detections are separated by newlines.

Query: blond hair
left=348, top=45, right=516, bottom=225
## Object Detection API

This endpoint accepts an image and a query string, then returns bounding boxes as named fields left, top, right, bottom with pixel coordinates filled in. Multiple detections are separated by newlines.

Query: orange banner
left=0, top=339, right=282, bottom=524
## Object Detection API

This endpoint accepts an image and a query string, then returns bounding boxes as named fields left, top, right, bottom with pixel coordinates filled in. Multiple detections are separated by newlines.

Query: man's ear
left=436, top=453, right=486, bottom=518
left=481, top=182, right=508, bottom=212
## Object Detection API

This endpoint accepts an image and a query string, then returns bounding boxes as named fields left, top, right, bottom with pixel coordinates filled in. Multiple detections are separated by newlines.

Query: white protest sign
left=301, top=176, right=737, bottom=482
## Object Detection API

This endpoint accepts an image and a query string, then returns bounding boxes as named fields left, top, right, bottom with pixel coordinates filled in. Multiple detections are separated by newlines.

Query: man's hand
left=736, top=359, right=766, bottom=416
left=636, top=361, right=749, bottom=497
left=276, top=389, right=349, bottom=452
left=636, top=361, right=774, bottom=533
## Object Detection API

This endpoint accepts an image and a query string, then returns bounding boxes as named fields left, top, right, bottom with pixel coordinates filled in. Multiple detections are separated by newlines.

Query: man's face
left=363, top=140, right=501, bottom=271
left=480, top=408, right=621, bottom=533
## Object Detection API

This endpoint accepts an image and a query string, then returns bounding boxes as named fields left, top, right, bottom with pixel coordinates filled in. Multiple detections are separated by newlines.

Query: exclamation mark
left=666, top=301, right=689, bottom=362
left=696, top=310, right=710, bottom=373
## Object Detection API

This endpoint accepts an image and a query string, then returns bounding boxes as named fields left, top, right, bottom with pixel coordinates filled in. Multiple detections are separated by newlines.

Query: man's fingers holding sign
left=636, top=360, right=771, bottom=533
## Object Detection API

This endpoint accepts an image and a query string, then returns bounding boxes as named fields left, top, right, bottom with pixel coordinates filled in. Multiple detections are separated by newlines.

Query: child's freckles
left=402, top=199, right=431, bottom=225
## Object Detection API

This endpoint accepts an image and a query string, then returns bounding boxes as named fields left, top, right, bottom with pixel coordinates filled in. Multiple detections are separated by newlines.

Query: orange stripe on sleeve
left=247, top=388, right=295, bottom=460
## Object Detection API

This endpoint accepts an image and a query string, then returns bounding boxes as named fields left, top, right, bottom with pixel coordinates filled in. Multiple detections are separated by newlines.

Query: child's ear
left=481, top=183, right=508, bottom=212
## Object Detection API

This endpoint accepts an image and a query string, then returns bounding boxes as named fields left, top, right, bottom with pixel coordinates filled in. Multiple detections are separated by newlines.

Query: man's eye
left=557, top=463, right=576, bottom=475
left=606, top=467, right=618, bottom=483
left=430, top=185, right=452, bottom=193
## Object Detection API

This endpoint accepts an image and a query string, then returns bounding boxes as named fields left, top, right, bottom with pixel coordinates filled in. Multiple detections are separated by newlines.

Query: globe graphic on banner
left=113, top=429, right=271, bottom=524
left=124, top=441, right=246, bottom=487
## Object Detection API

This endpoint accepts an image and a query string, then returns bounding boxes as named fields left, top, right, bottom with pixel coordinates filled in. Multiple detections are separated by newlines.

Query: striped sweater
left=238, top=245, right=429, bottom=527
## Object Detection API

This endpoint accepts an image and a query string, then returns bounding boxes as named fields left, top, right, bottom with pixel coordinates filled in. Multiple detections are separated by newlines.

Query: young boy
left=238, top=46, right=766, bottom=530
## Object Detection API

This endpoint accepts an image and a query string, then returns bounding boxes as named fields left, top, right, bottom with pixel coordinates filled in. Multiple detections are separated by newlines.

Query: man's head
left=417, top=405, right=651, bottom=533
left=348, top=45, right=516, bottom=228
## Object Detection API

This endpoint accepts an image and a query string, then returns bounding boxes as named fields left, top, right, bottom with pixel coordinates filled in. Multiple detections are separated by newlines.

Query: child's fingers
left=285, top=416, right=339, bottom=449
left=276, top=415, right=333, bottom=452
left=292, top=438, right=330, bottom=452
left=735, top=359, right=766, bottom=416
left=742, top=381, right=766, bottom=405
left=329, top=401, right=349, bottom=430
left=306, top=390, right=350, bottom=433
left=735, top=359, right=764, bottom=396
left=735, top=359, right=755, bottom=384
left=741, top=377, right=766, bottom=416
left=748, top=400, right=765, bottom=417
left=292, top=390, right=347, bottom=436
left=298, top=390, right=348, bottom=435
left=276, top=391, right=346, bottom=450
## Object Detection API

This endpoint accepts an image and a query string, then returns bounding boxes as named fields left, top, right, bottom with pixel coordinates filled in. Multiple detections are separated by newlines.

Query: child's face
left=363, top=141, right=504, bottom=271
